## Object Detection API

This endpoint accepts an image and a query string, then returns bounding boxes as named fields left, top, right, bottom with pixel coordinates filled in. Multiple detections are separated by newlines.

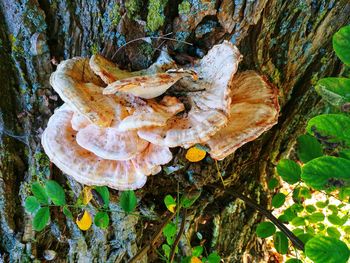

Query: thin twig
left=169, top=209, right=187, bottom=263
left=111, top=34, right=192, bottom=59
left=227, top=189, right=305, bottom=251
left=129, top=212, right=176, bottom=263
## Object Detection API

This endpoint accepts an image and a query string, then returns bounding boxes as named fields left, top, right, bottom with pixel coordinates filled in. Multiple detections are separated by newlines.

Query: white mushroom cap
left=103, top=70, right=197, bottom=99
left=138, top=106, right=227, bottom=148
left=118, top=96, right=185, bottom=131
left=206, top=71, right=280, bottom=160
left=136, top=41, right=241, bottom=148
left=50, top=57, right=118, bottom=127
left=41, top=105, right=172, bottom=190
left=76, top=125, right=149, bottom=160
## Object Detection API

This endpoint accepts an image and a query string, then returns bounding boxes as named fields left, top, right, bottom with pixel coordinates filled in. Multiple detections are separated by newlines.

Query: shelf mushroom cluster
left=42, top=41, right=280, bottom=190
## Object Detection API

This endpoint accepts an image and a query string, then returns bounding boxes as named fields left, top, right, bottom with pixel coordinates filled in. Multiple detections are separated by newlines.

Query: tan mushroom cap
left=206, top=71, right=280, bottom=160
left=76, top=125, right=149, bottom=161
left=138, top=106, right=227, bottom=148
left=41, top=105, right=172, bottom=190
left=50, top=57, right=117, bottom=127
left=136, top=41, right=241, bottom=148
left=90, top=54, right=137, bottom=84
left=103, top=70, right=197, bottom=99
left=118, top=96, right=185, bottom=131
left=90, top=51, right=177, bottom=84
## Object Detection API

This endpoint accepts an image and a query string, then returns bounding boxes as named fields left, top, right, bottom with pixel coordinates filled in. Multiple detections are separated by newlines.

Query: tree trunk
left=0, top=0, right=349, bottom=262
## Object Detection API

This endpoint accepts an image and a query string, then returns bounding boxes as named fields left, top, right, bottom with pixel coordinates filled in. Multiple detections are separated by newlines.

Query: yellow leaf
left=185, top=146, right=206, bottom=162
left=167, top=204, right=176, bottom=213
left=190, top=257, right=202, bottom=263
left=82, top=186, right=93, bottom=205
left=76, top=210, right=92, bottom=231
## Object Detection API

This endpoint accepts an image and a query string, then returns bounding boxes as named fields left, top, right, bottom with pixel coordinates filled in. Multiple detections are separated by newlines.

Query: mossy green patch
left=90, top=43, right=99, bottom=55
left=147, top=0, right=168, bottom=32
left=110, top=4, right=121, bottom=27
left=125, top=0, right=141, bottom=19
left=178, top=0, right=191, bottom=15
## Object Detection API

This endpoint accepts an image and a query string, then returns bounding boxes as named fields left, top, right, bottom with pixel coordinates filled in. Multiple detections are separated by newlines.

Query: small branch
left=129, top=212, right=175, bottom=263
left=169, top=209, right=187, bottom=263
left=227, top=189, right=305, bottom=251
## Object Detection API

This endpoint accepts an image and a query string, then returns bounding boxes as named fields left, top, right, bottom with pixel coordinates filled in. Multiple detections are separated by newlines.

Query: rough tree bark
left=0, top=0, right=349, bottom=262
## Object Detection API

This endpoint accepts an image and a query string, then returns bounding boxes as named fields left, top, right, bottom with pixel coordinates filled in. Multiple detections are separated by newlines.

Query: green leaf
left=339, top=187, right=350, bottom=200
left=305, top=205, right=317, bottom=213
left=94, top=186, right=110, bottom=207
left=297, top=233, right=314, bottom=244
left=45, top=180, right=66, bottom=206
left=164, top=195, right=176, bottom=213
left=192, top=246, right=203, bottom=257
left=94, top=211, right=109, bottom=229
left=274, top=232, right=289, bottom=254
left=163, top=222, right=176, bottom=238
left=206, top=252, right=220, bottom=263
left=301, top=156, right=350, bottom=190
left=292, top=228, right=304, bottom=236
left=308, top=212, right=325, bottom=223
left=33, top=207, right=50, bottom=231
left=31, top=182, right=49, bottom=205
left=276, top=159, right=301, bottom=184
left=293, top=187, right=311, bottom=203
left=326, top=227, right=341, bottom=239
left=25, top=196, right=40, bottom=213
left=180, top=191, right=201, bottom=208
left=286, top=259, right=302, bottom=263
left=305, top=236, right=350, bottom=263
left=281, top=207, right=298, bottom=222
left=307, top=114, right=350, bottom=147
left=316, top=201, right=329, bottom=208
left=297, top=134, right=323, bottom=163
left=271, top=193, right=286, bottom=208
left=333, top=25, right=350, bottom=66
left=63, top=206, right=73, bottom=219
left=291, top=217, right=306, bottom=227
left=318, top=224, right=326, bottom=231
left=339, top=149, right=350, bottom=160
left=328, top=214, right=347, bottom=226
left=162, top=244, right=171, bottom=259
left=315, top=78, right=350, bottom=107
left=119, top=190, right=137, bottom=213
left=256, top=222, right=276, bottom=238
left=268, top=178, right=279, bottom=190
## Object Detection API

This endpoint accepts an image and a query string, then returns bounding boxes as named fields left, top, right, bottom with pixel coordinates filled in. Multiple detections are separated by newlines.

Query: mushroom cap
left=136, top=41, right=241, bottom=148
left=90, top=54, right=137, bottom=84
left=76, top=125, right=149, bottom=161
left=50, top=57, right=118, bottom=127
left=178, top=40, right=242, bottom=115
left=90, top=51, right=176, bottom=85
left=118, top=96, right=185, bottom=131
left=206, top=71, right=280, bottom=160
left=103, top=70, right=197, bottom=99
left=41, top=105, right=172, bottom=190
left=138, top=106, right=227, bottom=148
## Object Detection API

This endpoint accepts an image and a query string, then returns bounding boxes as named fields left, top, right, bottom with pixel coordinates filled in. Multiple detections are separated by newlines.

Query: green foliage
left=315, top=78, right=350, bottom=107
left=120, top=190, right=137, bottom=213
left=178, top=0, right=191, bottom=15
left=305, top=236, right=350, bottom=263
left=31, top=182, right=49, bottom=205
left=24, top=196, right=40, bottom=213
left=45, top=180, right=66, bottom=205
left=271, top=193, right=286, bottom=208
left=307, top=114, right=350, bottom=147
left=301, top=156, right=350, bottom=190
left=33, top=207, right=50, bottom=231
left=94, top=211, right=110, bottom=229
left=276, top=159, right=301, bottom=184
left=180, top=191, right=201, bottom=208
left=274, top=232, right=289, bottom=254
left=268, top=178, right=279, bottom=189
left=297, top=134, right=323, bottom=163
left=94, top=186, right=110, bottom=208
left=258, top=24, right=350, bottom=263
left=256, top=222, right=276, bottom=238
left=164, top=195, right=176, bottom=213
left=333, top=25, right=350, bottom=66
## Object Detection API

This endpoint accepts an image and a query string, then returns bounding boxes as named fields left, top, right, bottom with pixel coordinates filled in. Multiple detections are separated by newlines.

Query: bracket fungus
left=42, top=41, right=280, bottom=190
